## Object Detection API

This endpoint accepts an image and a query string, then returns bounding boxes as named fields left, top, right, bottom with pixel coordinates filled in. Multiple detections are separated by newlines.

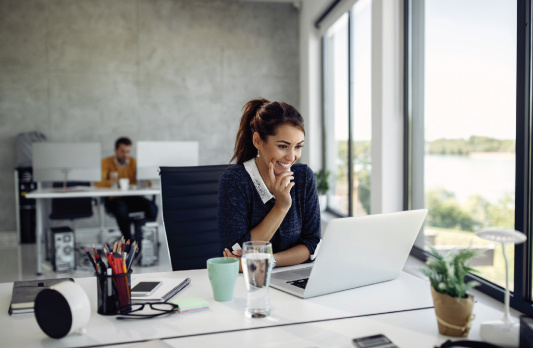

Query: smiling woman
left=218, top=98, right=321, bottom=271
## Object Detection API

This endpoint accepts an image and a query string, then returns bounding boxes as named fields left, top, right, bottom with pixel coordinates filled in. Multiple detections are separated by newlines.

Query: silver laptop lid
left=303, top=209, right=428, bottom=298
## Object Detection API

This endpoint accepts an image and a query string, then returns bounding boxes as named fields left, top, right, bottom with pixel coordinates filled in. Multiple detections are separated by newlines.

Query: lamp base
left=479, top=320, right=519, bottom=348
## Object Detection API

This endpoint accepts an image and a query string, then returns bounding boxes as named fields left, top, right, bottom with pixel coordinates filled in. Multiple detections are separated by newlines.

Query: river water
left=424, top=154, right=515, bottom=204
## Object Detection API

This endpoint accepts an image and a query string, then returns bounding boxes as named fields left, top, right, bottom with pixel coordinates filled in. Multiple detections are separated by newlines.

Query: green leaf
left=421, top=245, right=481, bottom=298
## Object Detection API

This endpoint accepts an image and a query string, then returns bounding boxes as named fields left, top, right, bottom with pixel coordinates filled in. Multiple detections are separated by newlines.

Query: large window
left=324, top=13, right=349, bottom=215
left=323, top=0, right=372, bottom=217
left=350, top=1, right=372, bottom=217
left=407, top=0, right=533, bottom=314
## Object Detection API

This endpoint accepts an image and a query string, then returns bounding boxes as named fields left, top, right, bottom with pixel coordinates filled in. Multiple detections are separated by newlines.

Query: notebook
left=270, top=209, right=428, bottom=299
left=131, top=278, right=190, bottom=303
left=8, top=278, right=74, bottom=315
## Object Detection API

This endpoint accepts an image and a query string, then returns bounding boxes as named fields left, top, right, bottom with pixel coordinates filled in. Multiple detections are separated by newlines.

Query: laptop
left=269, top=209, right=428, bottom=298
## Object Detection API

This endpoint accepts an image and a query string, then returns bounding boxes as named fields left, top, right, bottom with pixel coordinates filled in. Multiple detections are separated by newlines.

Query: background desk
left=26, top=187, right=161, bottom=275
left=0, top=269, right=437, bottom=347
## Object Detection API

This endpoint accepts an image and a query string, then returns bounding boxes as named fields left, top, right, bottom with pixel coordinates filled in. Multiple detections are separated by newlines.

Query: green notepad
left=170, top=296, right=209, bottom=313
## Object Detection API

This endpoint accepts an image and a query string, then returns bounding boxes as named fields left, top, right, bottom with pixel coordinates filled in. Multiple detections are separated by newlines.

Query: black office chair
left=159, top=165, right=229, bottom=271
left=49, top=182, right=94, bottom=220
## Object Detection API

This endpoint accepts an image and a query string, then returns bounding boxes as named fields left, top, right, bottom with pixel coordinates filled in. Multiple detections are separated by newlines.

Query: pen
left=97, top=251, right=107, bottom=274
left=106, top=268, right=113, bottom=312
left=126, top=243, right=138, bottom=271
left=85, top=247, right=97, bottom=272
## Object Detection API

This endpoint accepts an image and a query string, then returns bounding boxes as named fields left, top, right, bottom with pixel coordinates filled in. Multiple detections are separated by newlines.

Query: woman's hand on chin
left=268, top=162, right=294, bottom=212
left=223, top=248, right=243, bottom=272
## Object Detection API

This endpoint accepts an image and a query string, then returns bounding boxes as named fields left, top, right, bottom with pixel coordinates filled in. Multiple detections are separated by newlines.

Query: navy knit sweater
left=217, top=163, right=321, bottom=256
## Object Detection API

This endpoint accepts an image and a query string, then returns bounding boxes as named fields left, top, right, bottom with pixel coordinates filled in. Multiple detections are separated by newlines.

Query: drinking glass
left=242, top=241, right=274, bottom=318
left=110, top=172, right=119, bottom=188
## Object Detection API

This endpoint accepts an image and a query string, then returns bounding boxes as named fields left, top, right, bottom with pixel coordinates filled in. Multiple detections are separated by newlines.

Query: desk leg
left=35, top=199, right=43, bottom=275
left=99, top=198, right=105, bottom=243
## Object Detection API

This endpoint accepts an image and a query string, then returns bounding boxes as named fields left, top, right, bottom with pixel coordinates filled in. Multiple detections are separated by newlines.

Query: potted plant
left=314, top=169, right=330, bottom=212
left=421, top=246, right=481, bottom=337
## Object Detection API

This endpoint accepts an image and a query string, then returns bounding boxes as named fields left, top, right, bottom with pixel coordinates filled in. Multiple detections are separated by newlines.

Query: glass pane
left=324, top=13, right=349, bottom=215
left=422, top=0, right=516, bottom=290
left=350, top=0, right=371, bottom=217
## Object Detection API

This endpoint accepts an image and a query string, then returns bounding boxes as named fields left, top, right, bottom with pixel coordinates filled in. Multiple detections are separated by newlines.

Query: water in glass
left=242, top=241, right=274, bottom=318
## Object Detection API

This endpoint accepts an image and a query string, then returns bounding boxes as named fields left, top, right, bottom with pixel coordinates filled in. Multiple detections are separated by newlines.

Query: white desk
left=26, top=187, right=161, bottom=275
left=160, top=303, right=508, bottom=348
left=0, top=270, right=436, bottom=347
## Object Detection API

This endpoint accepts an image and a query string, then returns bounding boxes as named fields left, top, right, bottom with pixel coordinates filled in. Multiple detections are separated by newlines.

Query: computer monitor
left=32, top=142, right=101, bottom=185
left=136, top=141, right=199, bottom=180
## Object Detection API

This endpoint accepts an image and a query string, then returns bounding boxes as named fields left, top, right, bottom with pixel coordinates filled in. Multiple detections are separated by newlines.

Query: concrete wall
left=0, top=0, right=299, bottom=233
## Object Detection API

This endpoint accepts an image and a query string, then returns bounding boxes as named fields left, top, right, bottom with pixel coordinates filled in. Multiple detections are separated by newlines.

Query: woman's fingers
left=223, top=248, right=242, bottom=258
left=275, top=171, right=293, bottom=188
left=285, top=182, right=295, bottom=192
left=268, top=162, right=276, bottom=185
left=223, top=248, right=243, bottom=272
left=282, top=175, right=295, bottom=187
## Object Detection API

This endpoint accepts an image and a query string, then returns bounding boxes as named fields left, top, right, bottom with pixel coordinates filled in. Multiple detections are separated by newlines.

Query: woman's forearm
left=249, top=204, right=289, bottom=241
left=273, top=244, right=310, bottom=267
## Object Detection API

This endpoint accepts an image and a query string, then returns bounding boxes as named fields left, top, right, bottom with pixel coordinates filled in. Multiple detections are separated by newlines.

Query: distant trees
left=426, top=188, right=514, bottom=232
left=331, top=136, right=514, bottom=230
left=426, top=136, right=515, bottom=155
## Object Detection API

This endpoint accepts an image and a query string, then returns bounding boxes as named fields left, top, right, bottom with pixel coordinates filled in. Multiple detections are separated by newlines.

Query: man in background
left=95, top=137, right=158, bottom=241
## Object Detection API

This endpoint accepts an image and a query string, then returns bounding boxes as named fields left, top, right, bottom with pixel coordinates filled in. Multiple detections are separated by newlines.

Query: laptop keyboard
left=287, top=278, right=309, bottom=289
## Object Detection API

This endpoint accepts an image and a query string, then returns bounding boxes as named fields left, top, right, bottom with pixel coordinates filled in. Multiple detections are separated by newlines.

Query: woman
left=218, top=97, right=321, bottom=270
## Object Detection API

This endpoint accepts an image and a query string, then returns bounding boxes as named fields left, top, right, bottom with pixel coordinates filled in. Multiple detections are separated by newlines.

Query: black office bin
left=16, top=167, right=37, bottom=243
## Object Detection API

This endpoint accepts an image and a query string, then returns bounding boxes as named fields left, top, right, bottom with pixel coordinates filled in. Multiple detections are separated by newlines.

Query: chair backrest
left=49, top=182, right=93, bottom=220
left=160, top=165, right=229, bottom=271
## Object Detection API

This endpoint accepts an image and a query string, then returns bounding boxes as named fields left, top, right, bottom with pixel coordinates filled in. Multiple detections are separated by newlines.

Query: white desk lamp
left=475, top=228, right=527, bottom=347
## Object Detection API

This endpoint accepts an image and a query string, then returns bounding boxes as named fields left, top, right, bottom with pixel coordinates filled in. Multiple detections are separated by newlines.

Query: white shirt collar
left=243, top=158, right=274, bottom=204
left=114, top=157, right=129, bottom=168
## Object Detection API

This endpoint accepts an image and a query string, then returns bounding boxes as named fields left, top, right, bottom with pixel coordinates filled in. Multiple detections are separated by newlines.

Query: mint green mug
left=207, top=257, right=239, bottom=302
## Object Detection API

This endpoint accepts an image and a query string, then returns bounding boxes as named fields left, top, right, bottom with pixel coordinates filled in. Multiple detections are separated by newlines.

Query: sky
left=328, top=0, right=517, bottom=142
left=424, top=0, right=516, bottom=141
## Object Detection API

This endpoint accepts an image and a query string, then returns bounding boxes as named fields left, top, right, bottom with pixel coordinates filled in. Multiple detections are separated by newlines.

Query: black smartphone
left=352, top=334, right=399, bottom=348
left=131, top=281, right=162, bottom=296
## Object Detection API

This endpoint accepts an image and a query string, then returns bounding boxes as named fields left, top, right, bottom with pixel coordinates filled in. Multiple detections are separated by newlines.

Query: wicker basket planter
left=431, top=285, right=475, bottom=337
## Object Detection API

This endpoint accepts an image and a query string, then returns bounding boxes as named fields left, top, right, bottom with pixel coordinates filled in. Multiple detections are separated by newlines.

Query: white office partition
left=32, top=142, right=101, bottom=182
left=136, top=141, right=199, bottom=180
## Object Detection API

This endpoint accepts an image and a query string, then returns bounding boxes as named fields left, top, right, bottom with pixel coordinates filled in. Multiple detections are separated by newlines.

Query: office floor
left=0, top=225, right=172, bottom=283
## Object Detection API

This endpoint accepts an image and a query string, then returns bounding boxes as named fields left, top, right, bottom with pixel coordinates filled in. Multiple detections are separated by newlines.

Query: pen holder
left=97, top=271, right=132, bottom=315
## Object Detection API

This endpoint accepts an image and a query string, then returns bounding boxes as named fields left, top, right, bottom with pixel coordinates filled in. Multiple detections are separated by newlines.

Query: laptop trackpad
left=272, top=267, right=312, bottom=281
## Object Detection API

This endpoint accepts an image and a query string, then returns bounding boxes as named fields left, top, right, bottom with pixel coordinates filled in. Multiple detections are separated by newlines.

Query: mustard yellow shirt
left=94, top=156, right=137, bottom=187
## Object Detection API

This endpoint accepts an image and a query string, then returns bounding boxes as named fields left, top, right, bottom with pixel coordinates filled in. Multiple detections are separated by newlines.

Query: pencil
left=102, top=244, right=111, bottom=264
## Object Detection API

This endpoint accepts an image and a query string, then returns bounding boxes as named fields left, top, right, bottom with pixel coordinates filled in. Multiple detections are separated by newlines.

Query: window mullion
left=348, top=12, right=354, bottom=216
left=514, top=0, right=532, bottom=309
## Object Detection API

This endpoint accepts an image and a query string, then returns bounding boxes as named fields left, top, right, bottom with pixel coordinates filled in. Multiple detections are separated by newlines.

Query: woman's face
left=254, top=124, right=305, bottom=178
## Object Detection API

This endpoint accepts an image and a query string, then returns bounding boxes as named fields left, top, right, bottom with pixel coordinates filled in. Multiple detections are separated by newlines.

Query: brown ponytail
left=231, top=97, right=305, bottom=164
